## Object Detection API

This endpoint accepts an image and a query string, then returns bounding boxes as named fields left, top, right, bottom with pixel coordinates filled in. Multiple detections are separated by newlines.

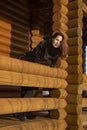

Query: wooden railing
left=0, top=55, right=68, bottom=130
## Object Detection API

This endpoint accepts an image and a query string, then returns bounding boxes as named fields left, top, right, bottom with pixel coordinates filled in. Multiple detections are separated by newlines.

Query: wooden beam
left=0, top=98, right=67, bottom=114
left=0, top=56, right=68, bottom=79
left=0, top=70, right=67, bottom=88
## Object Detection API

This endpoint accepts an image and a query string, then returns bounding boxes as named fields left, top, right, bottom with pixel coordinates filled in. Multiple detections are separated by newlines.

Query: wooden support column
left=51, top=1, right=68, bottom=130
left=66, top=0, right=83, bottom=130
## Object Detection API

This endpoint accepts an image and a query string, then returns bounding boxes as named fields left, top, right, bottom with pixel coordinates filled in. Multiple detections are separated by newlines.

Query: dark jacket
left=19, top=38, right=61, bottom=67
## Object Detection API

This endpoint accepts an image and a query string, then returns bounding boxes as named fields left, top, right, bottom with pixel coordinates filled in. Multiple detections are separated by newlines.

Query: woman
left=19, top=31, right=68, bottom=67
left=17, top=31, right=68, bottom=121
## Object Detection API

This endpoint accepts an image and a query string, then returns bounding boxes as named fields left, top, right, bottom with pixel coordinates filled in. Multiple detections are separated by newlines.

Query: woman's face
left=52, top=35, right=63, bottom=48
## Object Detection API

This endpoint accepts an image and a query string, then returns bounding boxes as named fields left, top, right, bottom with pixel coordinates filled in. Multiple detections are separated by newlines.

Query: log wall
left=0, top=2, right=68, bottom=129
left=66, top=0, right=84, bottom=130
left=0, top=0, right=30, bottom=58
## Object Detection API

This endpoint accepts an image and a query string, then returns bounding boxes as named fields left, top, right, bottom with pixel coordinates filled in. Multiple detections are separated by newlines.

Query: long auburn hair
left=52, top=32, right=68, bottom=58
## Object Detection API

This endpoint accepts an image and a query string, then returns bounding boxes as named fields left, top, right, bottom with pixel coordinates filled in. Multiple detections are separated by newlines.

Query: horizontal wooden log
left=31, top=30, right=40, bottom=35
left=66, top=94, right=82, bottom=104
left=11, top=51, right=25, bottom=58
left=50, top=89, right=67, bottom=98
left=68, top=45, right=82, bottom=55
left=0, top=50, right=24, bottom=58
left=83, top=74, right=87, bottom=83
left=67, top=74, right=83, bottom=84
left=32, top=43, right=39, bottom=48
left=66, top=114, right=82, bottom=125
left=0, top=52, right=10, bottom=57
left=57, top=58, right=68, bottom=69
left=31, top=36, right=42, bottom=43
left=50, top=109, right=67, bottom=119
left=67, top=27, right=82, bottom=37
left=0, top=44, right=27, bottom=54
left=53, top=4, right=68, bottom=15
left=0, top=37, right=27, bottom=50
left=82, top=2, right=87, bottom=13
left=0, top=44, right=10, bottom=54
left=0, top=56, right=68, bottom=78
left=0, top=7, right=28, bottom=26
left=0, top=21, right=28, bottom=39
left=66, top=84, right=83, bottom=94
left=68, top=36, right=82, bottom=46
left=0, top=28, right=11, bottom=38
left=0, top=1, right=29, bottom=19
left=4, top=0, right=29, bottom=13
left=0, top=70, right=67, bottom=89
left=68, top=18, right=83, bottom=28
left=83, top=83, right=87, bottom=91
left=53, top=13, right=68, bottom=24
left=67, top=64, right=82, bottom=74
left=68, top=1, right=82, bottom=10
left=67, top=55, right=82, bottom=65
left=68, top=9, right=83, bottom=20
left=0, top=20, right=11, bottom=31
left=66, top=104, right=82, bottom=114
left=52, top=22, right=68, bottom=32
left=12, top=35, right=28, bottom=44
left=0, top=119, right=67, bottom=130
left=53, top=0, right=68, bottom=5
left=0, top=98, right=67, bottom=114
left=82, top=98, right=87, bottom=107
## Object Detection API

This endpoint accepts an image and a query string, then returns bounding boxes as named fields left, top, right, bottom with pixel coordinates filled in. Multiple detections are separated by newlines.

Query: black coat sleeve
left=33, top=40, right=47, bottom=62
